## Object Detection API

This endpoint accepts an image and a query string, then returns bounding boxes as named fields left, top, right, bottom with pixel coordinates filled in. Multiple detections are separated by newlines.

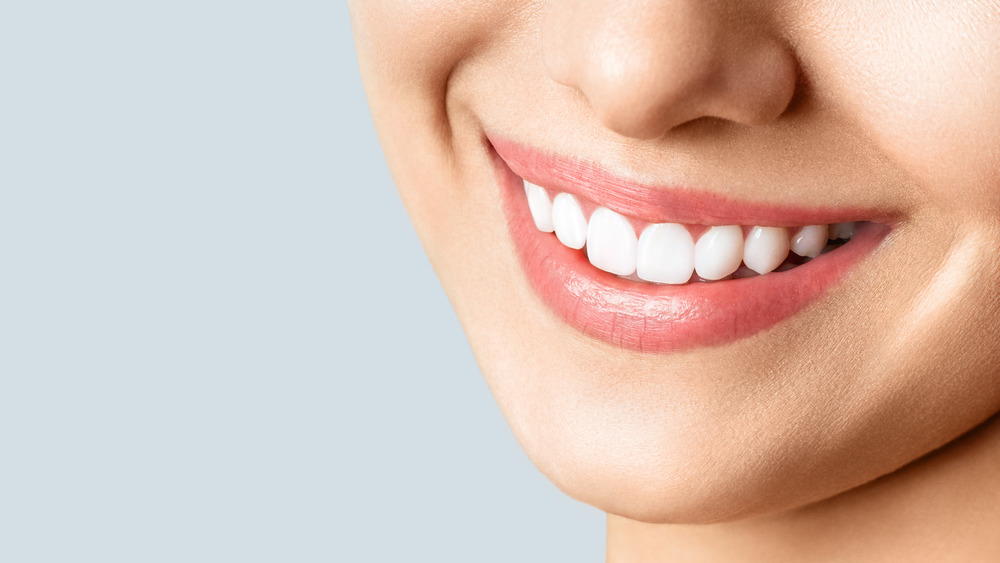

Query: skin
left=349, top=1, right=1000, bottom=559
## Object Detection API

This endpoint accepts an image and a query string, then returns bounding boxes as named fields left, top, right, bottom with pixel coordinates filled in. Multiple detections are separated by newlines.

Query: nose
left=541, top=0, right=799, bottom=139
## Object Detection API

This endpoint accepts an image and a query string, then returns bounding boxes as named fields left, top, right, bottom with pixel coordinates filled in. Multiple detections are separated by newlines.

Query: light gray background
left=0, top=2, right=603, bottom=562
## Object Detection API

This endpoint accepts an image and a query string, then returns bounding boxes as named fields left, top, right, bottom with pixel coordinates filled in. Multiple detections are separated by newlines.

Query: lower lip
left=491, top=149, right=890, bottom=353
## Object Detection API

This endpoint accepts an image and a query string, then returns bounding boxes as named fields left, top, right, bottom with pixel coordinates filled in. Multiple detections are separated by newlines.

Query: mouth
left=489, top=136, right=893, bottom=353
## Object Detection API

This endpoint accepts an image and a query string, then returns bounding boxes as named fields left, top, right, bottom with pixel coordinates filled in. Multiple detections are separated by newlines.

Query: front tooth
left=552, top=193, right=588, bottom=249
left=637, top=223, right=695, bottom=284
left=694, top=226, right=743, bottom=280
left=524, top=181, right=554, bottom=232
left=830, top=222, right=856, bottom=240
left=790, top=225, right=829, bottom=257
left=743, top=226, right=790, bottom=275
left=587, top=207, right=638, bottom=276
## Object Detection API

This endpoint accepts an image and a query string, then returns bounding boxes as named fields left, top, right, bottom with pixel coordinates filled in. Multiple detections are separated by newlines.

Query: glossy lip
left=492, top=137, right=899, bottom=227
left=488, top=136, right=892, bottom=353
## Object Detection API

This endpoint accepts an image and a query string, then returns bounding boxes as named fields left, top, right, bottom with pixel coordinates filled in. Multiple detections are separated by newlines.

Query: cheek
left=800, top=2, right=1000, bottom=201
left=349, top=0, right=518, bottom=88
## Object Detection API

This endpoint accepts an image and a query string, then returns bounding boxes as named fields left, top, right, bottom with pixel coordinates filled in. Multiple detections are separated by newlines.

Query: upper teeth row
left=525, top=181, right=856, bottom=283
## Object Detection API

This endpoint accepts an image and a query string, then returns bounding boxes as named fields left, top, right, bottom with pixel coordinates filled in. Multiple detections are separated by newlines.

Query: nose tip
left=542, top=1, right=799, bottom=139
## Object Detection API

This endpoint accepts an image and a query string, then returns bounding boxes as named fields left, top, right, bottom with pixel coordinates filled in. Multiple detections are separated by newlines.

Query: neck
left=607, top=413, right=1000, bottom=562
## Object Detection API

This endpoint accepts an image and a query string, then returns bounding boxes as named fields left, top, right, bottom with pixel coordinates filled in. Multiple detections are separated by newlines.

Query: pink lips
left=489, top=137, right=891, bottom=353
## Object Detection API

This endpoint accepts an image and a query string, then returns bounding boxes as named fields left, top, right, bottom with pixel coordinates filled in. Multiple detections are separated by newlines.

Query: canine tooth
left=830, top=222, right=856, bottom=240
left=637, top=223, right=695, bottom=284
left=552, top=193, right=588, bottom=249
left=790, top=225, right=829, bottom=258
left=524, top=181, right=554, bottom=232
left=743, top=226, right=790, bottom=275
left=587, top=207, right=638, bottom=276
left=694, top=226, right=743, bottom=281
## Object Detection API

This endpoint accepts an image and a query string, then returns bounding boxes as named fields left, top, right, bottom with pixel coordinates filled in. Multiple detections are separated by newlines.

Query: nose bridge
left=542, top=0, right=798, bottom=139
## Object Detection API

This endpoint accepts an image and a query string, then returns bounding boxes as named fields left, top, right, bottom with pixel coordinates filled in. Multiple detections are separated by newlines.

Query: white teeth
left=694, top=226, right=744, bottom=280
left=587, top=207, right=638, bottom=276
left=636, top=223, right=695, bottom=284
left=830, top=222, right=856, bottom=240
left=790, top=225, right=829, bottom=258
left=743, top=226, right=790, bottom=275
left=524, top=182, right=864, bottom=283
left=524, top=181, right=554, bottom=233
left=551, top=193, right=588, bottom=250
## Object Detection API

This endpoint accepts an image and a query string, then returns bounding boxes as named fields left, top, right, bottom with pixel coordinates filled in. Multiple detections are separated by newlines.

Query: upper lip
left=489, top=135, right=898, bottom=228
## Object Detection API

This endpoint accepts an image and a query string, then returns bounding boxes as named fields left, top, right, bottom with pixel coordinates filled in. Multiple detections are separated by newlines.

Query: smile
left=490, top=136, right=893, bottom=353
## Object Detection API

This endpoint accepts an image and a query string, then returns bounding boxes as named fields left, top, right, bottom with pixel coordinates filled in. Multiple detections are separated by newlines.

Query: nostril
left=540, top=0, right=801, bottom=139
left=719, top=42, right=800, bottom=125
left=585, top=72, right=723, bottom=139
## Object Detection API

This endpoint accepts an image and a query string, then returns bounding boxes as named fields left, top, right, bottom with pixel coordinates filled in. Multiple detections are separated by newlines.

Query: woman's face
left=349, top=1, right=1000, bottom=523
